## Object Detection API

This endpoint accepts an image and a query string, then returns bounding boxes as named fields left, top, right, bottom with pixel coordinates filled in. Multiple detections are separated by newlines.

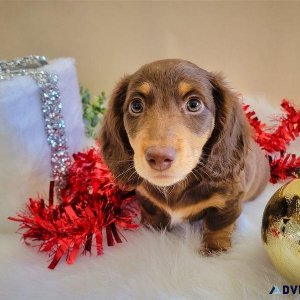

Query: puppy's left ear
left=98, top=75, right=140, bottom=187
left=203, top=73, right=252, bottom=181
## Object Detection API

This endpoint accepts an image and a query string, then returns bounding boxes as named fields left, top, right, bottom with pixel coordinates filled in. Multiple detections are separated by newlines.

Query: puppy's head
left=100, top=59, right=250, bottom=187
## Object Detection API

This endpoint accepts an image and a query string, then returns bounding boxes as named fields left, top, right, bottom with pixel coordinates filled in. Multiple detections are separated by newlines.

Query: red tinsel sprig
left=269, top=153, right=300, bottom=183
left=244, top=99, right=300, bottom=182
left=243, top=99, right=300, bottom=153
left=9, top=148, right=139, bottom=269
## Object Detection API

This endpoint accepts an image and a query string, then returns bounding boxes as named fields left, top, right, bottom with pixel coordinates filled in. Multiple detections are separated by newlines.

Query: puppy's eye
left=186, top=97, right=202, bottom=112
left=130, top=99, right=144, bottom=114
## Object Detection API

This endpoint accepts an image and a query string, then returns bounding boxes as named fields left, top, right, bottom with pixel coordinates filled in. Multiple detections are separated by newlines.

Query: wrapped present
left=0, top=56, right=85, bottom=231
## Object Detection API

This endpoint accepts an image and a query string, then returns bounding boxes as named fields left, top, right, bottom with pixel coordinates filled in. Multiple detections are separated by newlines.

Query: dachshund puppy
left=99, top=59, right=269, bottom=253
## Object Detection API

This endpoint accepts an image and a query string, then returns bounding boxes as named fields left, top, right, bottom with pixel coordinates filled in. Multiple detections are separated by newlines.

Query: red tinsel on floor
left=8, top=149, right=139, bottom=269
left=8, top=99, right=300, bottom=269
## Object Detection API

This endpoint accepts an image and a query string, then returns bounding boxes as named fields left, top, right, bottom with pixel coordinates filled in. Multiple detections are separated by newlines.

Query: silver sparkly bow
left=0, top=55, right=71, bottom=197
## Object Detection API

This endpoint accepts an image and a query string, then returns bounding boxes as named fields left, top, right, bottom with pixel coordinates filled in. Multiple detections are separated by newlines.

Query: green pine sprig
left=80, top=86, right=106, bottom=138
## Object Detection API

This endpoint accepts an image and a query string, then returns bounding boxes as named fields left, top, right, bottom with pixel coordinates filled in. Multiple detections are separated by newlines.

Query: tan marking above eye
left=178, top=82, right=193, bottom=97
left=137, top=82, right=151, bottom=95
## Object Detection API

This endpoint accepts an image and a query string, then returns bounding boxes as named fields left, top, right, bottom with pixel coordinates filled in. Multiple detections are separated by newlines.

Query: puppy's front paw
left=200, top=224, right=234, bottom=255
left=200, top=239, right=231, bottom=256
left=198, top=248, right=220, bottom=257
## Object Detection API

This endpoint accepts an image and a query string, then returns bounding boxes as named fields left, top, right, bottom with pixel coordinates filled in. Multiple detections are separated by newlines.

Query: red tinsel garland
left=268, top=153, right=300, bottom=184
left=8, top=99, right=300, bottom=269
left=8, top=149, right=139, bottom=269
left=244, top=99, right=300, bottom=153
left=243, top=99, right=300, bottom=182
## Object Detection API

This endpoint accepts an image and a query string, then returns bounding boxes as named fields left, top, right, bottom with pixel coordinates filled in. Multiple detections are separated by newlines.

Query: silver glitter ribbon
left=0, top=55, right=71, bottom=196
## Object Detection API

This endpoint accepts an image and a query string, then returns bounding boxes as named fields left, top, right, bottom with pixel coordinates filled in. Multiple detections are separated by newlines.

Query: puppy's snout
left=145, top=146, right=176, bottom=171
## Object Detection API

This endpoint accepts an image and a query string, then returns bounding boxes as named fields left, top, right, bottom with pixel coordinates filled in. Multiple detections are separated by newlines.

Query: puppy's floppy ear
left=98, top=76, right=140, bottom=187
left=202, top=73, right=251, bottom=181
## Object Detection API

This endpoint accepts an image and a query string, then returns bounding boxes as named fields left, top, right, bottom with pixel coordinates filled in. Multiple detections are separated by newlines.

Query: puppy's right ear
left=98, top=75, right=137, bottom=186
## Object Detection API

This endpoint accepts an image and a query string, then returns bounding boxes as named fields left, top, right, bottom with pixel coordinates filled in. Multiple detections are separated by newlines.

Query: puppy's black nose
left=145, top=146, right=176, bottom=171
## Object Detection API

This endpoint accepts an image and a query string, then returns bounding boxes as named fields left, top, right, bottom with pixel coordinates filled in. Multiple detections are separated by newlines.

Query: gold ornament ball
left=262, top=178, right=300, bottom=284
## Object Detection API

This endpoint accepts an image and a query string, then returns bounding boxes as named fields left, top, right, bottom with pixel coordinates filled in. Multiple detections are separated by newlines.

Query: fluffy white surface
left=0, top=97, right=299, bottom=300
left=0, top=58, right=85, bottom=231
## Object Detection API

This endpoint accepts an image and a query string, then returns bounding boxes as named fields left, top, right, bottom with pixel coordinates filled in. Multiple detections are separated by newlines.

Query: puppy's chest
left=136, top=185, right=227, bottom=225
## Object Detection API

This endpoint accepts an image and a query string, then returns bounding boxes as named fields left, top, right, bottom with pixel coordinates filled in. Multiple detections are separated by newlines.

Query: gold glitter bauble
left=262, top=179, right=300, bottom=284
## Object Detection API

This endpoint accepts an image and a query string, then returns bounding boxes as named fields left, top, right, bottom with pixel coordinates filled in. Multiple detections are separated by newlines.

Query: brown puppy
left=99, top=59, right=270, bottom=253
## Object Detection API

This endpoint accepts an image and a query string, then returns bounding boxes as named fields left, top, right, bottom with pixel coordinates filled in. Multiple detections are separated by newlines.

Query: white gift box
left=0, top=58, right=85, bottom=231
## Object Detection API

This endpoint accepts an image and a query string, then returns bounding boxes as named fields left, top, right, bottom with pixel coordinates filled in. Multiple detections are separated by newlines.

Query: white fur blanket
left=0, top=97, right=299, bottom=300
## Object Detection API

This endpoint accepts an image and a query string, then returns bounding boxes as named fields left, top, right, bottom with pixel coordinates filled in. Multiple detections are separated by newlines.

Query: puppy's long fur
left=99, top=59, right=269, bottom=252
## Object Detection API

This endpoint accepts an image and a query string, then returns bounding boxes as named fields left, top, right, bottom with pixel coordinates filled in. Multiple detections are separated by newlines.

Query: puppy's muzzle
left=145, top=146, right=176, bottom=171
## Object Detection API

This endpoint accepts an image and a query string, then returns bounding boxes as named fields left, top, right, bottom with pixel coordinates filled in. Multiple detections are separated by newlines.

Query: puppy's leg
left=137, top=193, right=170, bottom=230
left=202, top=200, right=241, bottom=254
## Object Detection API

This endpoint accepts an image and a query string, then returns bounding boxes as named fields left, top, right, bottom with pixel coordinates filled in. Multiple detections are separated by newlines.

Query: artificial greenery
left=80, top=86, right=106, bottom=138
